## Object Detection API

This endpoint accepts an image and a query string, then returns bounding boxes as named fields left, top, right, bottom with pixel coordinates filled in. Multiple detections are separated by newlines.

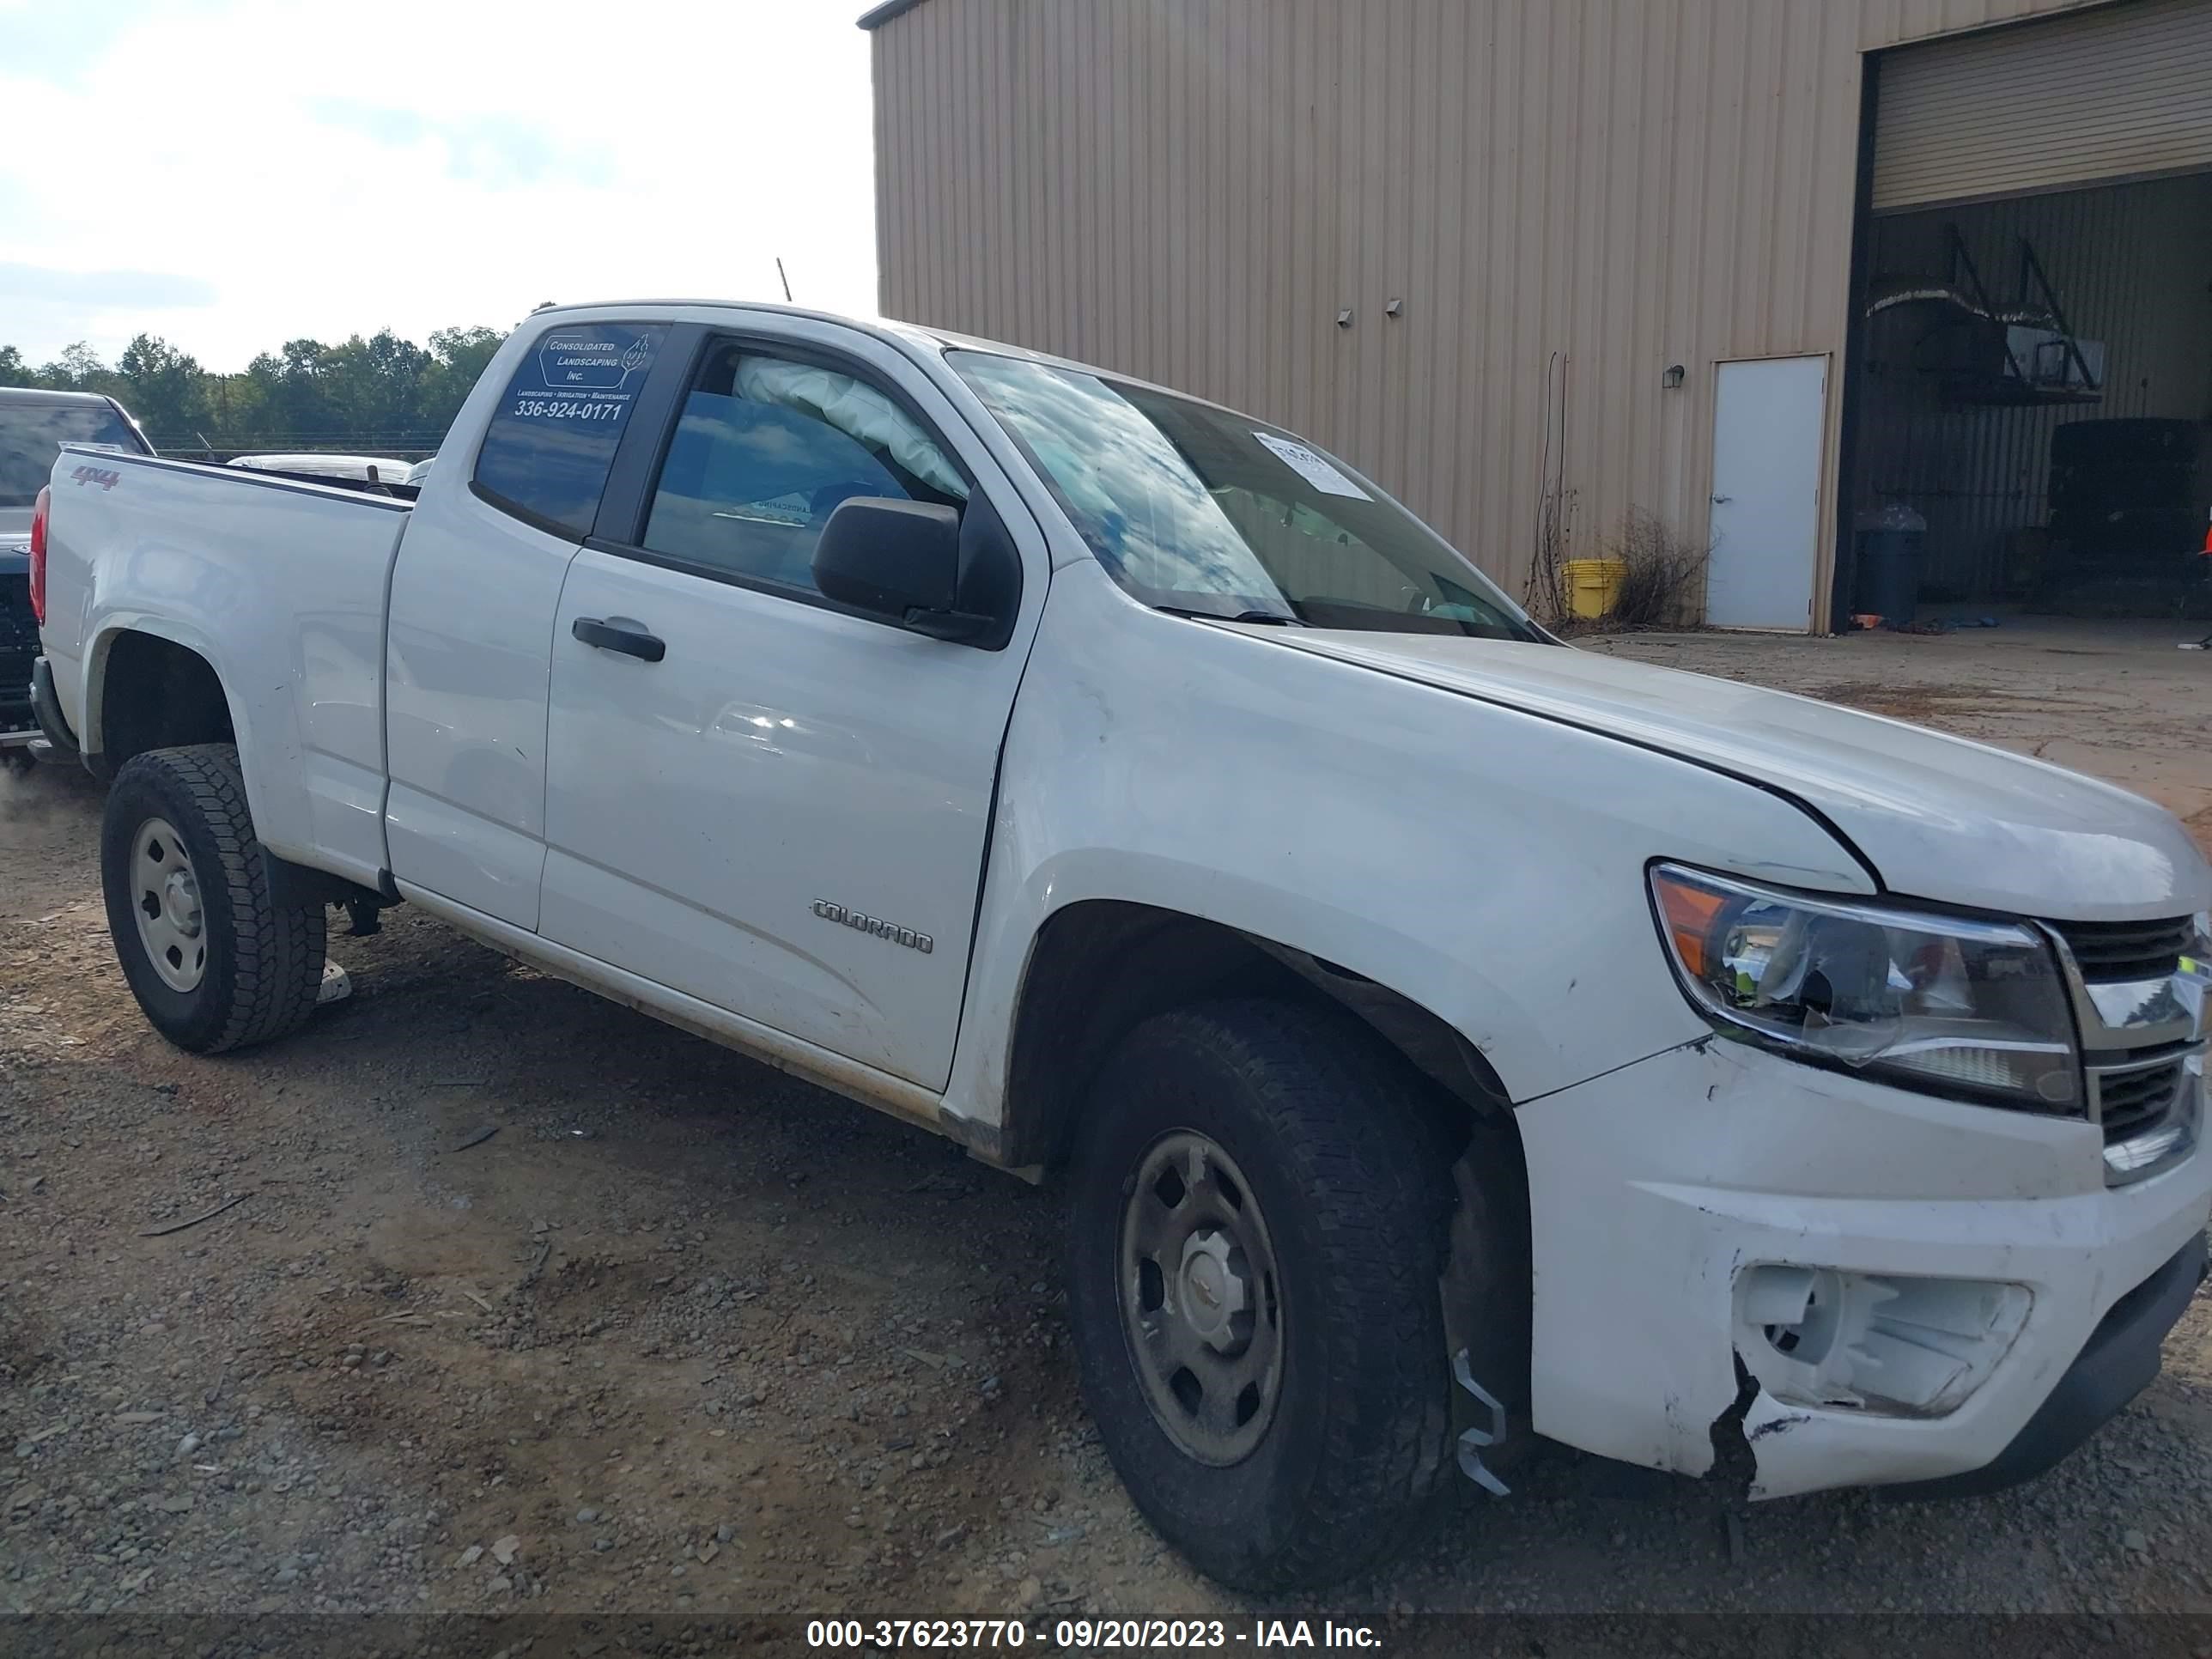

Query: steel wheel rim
left=131, top=817, right=206, bottom=994
left=1118, top=1129, right=1285, bottom=1466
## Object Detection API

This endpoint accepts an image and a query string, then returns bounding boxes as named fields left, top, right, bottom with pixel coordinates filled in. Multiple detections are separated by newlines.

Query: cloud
left=0, top=262, right=216, bottom=307
left=0, top=0, right=881, bottom=368
left=0, top=0, right=167, bottom=88
left=307, top=100, right=615, bottom=191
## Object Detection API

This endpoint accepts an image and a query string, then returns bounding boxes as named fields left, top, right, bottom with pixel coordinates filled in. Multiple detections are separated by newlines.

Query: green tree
left=319, top=331, right=434, bottom=442
left=38, top=343, right=122, bottom=398
left=424, top=325, right=505, bottom=436
left=117, top=334, right=211, bottom=445
left=240, top=338, right=337, bottom=446
left=0, top=319, right=509, bottom=454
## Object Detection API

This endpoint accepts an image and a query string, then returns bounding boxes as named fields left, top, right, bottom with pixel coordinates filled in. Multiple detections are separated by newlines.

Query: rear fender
left=82, top=615, right=301, bottom=851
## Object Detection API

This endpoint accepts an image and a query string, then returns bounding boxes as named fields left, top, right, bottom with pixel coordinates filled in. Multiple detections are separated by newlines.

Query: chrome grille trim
left=2051, top=915, right=2194, bottom=984
left=2039, top=921, right=2204, bottom=1187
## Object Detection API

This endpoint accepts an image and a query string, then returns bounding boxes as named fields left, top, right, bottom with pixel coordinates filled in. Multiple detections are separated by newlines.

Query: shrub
left=1598, top=509, right=1710, bottom=629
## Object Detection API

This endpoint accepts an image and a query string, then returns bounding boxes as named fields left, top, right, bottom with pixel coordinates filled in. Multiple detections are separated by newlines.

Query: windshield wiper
left=1156, top=605, right=1304, bottom=627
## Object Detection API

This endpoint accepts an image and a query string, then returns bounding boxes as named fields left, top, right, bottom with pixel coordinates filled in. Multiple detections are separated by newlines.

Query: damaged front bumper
left=1516, top=1038, right=2212, bottom=1499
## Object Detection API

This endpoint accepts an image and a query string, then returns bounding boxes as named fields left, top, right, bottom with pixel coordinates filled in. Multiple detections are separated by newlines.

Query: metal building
left=864, top=0, right=2212, bottom=631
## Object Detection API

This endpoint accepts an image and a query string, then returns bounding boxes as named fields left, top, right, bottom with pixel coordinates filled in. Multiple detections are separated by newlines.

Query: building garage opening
left=1842, top=0, right=2212, bottom=624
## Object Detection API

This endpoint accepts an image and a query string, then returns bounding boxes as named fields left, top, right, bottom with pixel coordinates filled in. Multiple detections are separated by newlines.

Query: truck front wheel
left=100, top=744, right=327, bottom=1054
left=1066, top=999, right=1461, bottom=1591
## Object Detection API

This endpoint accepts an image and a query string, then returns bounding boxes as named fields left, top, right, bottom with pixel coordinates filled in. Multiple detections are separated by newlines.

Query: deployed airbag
left=734, top=356, right=968, bottom=502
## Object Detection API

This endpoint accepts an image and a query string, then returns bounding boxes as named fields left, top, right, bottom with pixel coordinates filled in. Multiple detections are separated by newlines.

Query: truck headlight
left=1649, top=864, right=2080, bottom=1110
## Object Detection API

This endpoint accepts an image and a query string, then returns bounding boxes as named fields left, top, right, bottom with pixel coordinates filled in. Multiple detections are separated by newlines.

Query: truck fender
left=81, top=615, right=294, bottom=846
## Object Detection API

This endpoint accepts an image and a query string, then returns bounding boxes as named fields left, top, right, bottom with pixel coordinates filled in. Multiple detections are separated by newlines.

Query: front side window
left=950, top=350, right=1540, bottom=641
left=639, top=343, right=968, bottom=594
left=473, top=321, right=667, bottom=536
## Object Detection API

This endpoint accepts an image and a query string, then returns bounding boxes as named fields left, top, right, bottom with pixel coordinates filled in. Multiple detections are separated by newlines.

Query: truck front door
left=538, top=322, right=1044, bottom=1091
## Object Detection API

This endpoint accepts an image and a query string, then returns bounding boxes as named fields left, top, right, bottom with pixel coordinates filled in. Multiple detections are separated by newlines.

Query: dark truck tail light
left=28, top=486, right=49, bottom=624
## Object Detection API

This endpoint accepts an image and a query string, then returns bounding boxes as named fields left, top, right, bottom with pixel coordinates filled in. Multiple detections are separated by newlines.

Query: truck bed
left=43, top=447, right=414, bottom=889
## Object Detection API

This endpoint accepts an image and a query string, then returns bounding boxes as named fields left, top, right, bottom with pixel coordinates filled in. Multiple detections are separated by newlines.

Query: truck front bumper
left=1515, top=1039, right=2211, bottom=1499
left=0, top=665, right=35, bottom=748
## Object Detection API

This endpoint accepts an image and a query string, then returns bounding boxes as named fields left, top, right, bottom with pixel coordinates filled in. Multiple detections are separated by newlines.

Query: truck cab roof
left=522, top=298, right=1261, bottom=422
left=0, top=386, right=136, bottom=407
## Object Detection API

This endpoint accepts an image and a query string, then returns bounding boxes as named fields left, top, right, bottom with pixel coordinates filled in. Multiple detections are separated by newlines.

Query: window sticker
left=1253, top=431, right=1371, bottom=501
left=501, top=324, right=661, bottom=429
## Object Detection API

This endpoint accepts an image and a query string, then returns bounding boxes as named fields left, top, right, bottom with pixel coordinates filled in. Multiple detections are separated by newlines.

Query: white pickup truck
left=27, top=301, right=2212, bottom=1589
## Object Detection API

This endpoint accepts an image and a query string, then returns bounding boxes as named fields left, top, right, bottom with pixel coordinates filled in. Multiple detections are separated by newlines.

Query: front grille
left=0, top=572, right=34, bottom=730
left=2053, top=915, right=2196, bottom=983
left=2095, top=1058, right=2185, bottom=1141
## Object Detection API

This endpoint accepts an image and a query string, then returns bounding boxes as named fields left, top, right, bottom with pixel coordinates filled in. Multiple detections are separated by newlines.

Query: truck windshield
left=0, top=403, right=143, bottom=507
left=950, top=350, right=1540, bottom=641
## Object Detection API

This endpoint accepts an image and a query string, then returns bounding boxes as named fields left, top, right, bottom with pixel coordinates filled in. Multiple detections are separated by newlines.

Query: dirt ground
left=3, top=619, right=2209, bottom=1644
left=1589, top=617, right=2212, bottom=857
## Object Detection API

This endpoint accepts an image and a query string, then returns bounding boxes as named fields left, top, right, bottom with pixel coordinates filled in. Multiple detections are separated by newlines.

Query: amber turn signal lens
left=1652, top=871, right=1729, bottom=980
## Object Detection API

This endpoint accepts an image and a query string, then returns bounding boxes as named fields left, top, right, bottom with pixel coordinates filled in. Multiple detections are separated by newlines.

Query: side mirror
left=813, top=495, right=1020, bottom=648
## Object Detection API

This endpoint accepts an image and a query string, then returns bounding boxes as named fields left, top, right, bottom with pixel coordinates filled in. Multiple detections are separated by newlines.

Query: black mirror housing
left=813, top=495, right=1021, bottom=649
left=814, top=497, right=959, bottom=616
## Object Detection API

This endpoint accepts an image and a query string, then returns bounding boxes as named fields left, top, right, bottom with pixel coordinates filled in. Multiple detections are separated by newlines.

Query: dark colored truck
left=0, top=387, right=154, bottom=765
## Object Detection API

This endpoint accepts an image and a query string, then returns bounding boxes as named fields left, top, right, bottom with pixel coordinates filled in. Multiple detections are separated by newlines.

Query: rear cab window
left=472, top=322, right=670, bottom=536
left=0, top=402, right=147, bottom=509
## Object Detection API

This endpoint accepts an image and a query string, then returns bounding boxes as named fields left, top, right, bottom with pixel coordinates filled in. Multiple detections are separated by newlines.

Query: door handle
left=1711, top=495, right=1733, bottom=505
left=571, top=617, right=666, bottom=662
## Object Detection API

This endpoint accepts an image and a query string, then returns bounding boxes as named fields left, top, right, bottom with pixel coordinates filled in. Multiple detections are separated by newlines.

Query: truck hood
left=1243, top=629, right=2211, bottom=922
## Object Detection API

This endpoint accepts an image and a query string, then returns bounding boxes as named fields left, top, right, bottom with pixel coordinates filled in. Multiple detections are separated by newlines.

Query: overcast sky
left=0, top=0, right=882, bottom=371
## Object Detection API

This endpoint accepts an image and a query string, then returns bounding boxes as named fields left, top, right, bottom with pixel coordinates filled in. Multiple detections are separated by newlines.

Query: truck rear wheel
left=1066, top=999, right=1461, bottom=1590
left=100, top=744, right=327, bottom=1054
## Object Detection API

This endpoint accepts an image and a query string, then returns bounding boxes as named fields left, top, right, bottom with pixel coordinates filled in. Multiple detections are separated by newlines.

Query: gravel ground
left=2, top=620, right=2209, bottom=1645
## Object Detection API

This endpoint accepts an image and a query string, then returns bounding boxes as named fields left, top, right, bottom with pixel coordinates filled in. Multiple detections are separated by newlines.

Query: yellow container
left=1564, top=557, right=1626, bottom=620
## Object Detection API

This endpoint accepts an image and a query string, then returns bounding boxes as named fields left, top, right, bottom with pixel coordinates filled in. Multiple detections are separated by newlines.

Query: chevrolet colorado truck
left=28, top=301, right=2212, bottom=1590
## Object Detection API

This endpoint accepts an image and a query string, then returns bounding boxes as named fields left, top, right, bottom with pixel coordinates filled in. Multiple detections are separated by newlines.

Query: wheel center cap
left=162, top=871, right=201, bottom=935
left=1177, top=1230, right=1248, bottom=1346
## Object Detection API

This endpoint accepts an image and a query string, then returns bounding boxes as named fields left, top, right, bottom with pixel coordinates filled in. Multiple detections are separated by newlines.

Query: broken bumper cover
left=1516, top=1039, right=2212, bottom=1499
left=1884, top=1230, right=2203, bottom=1498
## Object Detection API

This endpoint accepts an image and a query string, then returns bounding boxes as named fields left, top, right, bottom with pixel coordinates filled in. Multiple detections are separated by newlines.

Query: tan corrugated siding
left=1873, top=0, right=2212, bottom=210
left=871, top=0, right=2118, bottom=628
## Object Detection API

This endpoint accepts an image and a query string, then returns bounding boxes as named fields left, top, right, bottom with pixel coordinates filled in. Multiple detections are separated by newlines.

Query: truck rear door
left=537, top=317, right=1047, bottom=1091
left=383, top=319, right=674, bottom=929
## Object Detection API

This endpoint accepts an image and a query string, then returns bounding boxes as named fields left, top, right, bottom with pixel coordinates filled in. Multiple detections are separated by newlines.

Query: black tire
left=100, top=744, right=326, bottom=1054
left=1066, top=998, right=1462, bottom=1591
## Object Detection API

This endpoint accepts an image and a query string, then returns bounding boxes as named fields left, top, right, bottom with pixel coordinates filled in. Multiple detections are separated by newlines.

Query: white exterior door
left=537, top=327, right=1042, bottom=1092
left=385, top=319, right=673, bottom=928
left=541, top=553, right=1028, bottom=1091
left=1706, top=356, right=1827, bottom=631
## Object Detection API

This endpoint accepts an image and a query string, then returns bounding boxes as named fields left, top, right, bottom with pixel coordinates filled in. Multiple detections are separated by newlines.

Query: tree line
left=0, top=327, right=509, bottom=459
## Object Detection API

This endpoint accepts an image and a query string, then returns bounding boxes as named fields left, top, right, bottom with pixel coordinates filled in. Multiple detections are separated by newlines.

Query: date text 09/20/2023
left=804, top=1617, right=1382, bottom=1649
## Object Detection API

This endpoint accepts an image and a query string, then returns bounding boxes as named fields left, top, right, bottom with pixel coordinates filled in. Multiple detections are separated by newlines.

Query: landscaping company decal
left=504, top=323, right=665, bottom=428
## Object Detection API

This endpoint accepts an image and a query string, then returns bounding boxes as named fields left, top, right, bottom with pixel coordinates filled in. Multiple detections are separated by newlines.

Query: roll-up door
left=1873, top=0, right=2212, bottom=213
